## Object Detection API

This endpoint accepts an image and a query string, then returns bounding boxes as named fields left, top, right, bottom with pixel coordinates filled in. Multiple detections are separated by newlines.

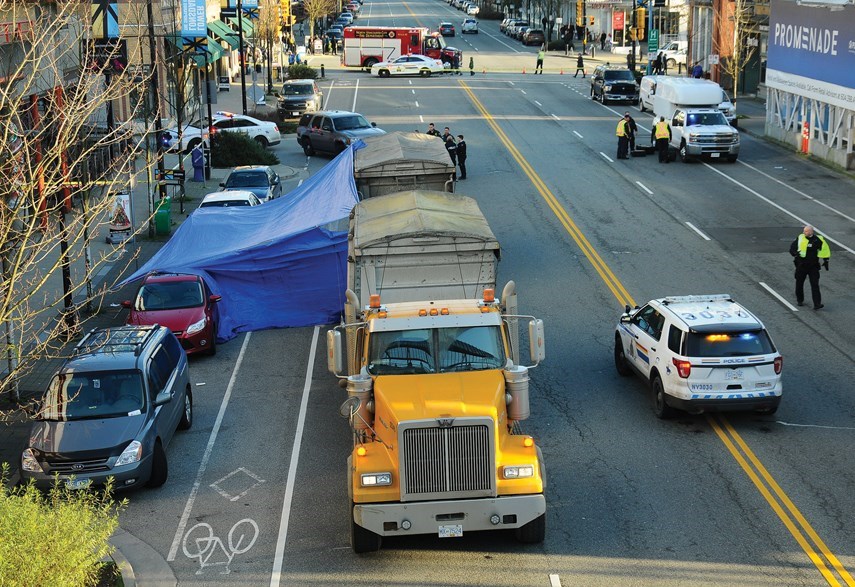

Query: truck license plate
left=438, top=524, right=463, bottom=538
left=711, top=152, right=721, bottom=158
left=66, top=477, right=92, bottom=490
left=725, top=369, right=744, bottom=380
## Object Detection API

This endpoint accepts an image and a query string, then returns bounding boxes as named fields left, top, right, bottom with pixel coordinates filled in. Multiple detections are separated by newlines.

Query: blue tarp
left=122, top=147, right=359, bottom=342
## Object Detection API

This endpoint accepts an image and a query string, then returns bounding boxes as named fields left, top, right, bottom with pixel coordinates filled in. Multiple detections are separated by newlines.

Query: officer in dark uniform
left=789, top=225, right=831, bottom=309
left=442, top=127, right=457, bottom=167
left=456, top=134, right=467, bottom=180
left=426, top=123, right=441, bottom=137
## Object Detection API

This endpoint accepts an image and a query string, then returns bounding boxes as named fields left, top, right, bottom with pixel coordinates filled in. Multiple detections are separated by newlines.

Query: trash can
left=155, top=196, right=172, bottom=235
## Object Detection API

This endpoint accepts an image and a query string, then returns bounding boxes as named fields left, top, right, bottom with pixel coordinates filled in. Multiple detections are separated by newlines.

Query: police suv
left=614, top=294, right=782, bottom=418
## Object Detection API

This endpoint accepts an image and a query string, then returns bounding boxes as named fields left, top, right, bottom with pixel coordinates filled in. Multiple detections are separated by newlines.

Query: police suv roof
left=652, top=294, right=765, bottom=332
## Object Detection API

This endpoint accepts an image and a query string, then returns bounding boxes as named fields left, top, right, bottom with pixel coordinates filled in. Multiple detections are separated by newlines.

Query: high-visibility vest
left=537, top=50, right=545, bottom=60
left=796, top=234, right=831, bottom=259
left=616, top=120, right=627, bottom=137
left=654, top=121, right=670, bottom=139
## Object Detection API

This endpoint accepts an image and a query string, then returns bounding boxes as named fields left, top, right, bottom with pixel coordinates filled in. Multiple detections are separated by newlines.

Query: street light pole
left=238, top=0, right=248, bottom=115
left=146, top=0, right=167, bottom=236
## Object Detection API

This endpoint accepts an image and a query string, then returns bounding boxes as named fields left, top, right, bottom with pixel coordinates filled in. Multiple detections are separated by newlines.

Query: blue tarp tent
left=122, top=147, right=359, bottom=342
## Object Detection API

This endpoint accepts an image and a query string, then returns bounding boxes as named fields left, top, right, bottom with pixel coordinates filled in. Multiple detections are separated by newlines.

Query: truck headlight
left=503, top=465, right=534, bottom=479
left=361, top=472, right=392, bottom=486
left=21, top=448, right=43, bottom=473
left=115, top=440, right=143, bottom=467
left=186, top=317, right=207, bottom=334
left=604, top=85, right=613, bottom=91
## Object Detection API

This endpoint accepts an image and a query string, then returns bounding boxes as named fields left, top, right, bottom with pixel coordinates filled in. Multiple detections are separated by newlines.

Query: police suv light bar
left=662, top=294, right=733, bottom=304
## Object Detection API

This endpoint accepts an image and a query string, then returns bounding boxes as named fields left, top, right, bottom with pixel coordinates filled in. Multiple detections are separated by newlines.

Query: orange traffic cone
left=522, top=67, right=526, bottom=74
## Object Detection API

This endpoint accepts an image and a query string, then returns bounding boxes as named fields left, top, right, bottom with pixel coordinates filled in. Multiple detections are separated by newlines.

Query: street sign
left=647, top=28, right=659, bottom=53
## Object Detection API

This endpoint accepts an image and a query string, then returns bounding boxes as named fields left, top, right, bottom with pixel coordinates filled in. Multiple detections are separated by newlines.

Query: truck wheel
left=666, top=58, right=676, bottom=70
left=679, top=142, right=691, bottom=163
left=651, top=376, right=676, bottom=419
left=614, top=335, right=632, bottom=377
left=363, top=57, right=378, bottom=68
left=301, top=137, right=315, bottom=156
left=146, top=441, right=168, bottom=488
left=515, top=513, right=546, bottom=544
left=378, top=69, right=390, bottom=78
left=420, top=69, right=431, bottom=77
left=351, top=505, right=382, bottom=553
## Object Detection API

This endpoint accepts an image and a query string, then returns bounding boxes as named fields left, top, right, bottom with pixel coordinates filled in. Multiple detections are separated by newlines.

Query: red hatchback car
left=123, top=273, right=221, bottom=356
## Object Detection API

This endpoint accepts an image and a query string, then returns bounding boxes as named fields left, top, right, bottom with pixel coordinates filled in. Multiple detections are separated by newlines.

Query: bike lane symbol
left=182, top=518, right=259, bottom=575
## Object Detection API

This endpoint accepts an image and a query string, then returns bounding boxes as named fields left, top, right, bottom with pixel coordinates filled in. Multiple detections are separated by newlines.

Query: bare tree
left=1, top=0, right=152, bottom=408
left=303, top=0, right=338, bottom=39
left=713, top=0, right=759, bottom=100
left=255, top=0, right=281, bottom=92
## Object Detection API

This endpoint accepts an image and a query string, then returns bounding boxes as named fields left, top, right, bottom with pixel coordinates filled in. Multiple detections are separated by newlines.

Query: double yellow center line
left=459, top=80, right=854, bottom=586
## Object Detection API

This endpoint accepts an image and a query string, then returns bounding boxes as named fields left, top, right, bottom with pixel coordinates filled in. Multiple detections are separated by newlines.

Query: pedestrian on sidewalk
left=574, top=53, right=585, bottom=77
left=616, top=114, right=631, bottom=159
left=691, top=61, right=703, bottom=78
left=789, top=225, right=831, bottom=309
left=653, top=52, right=663, bottom=74
left=653, top=116, right=671, bottom=163
left=469, top=56, right=475, bottom=76
left=534, top=47, right=545, bottom=74
left=600, top=32, right=606, bottom=50
left=456, top=135, right=467, bottom=179
left=564, top=29, right=575, bottom=55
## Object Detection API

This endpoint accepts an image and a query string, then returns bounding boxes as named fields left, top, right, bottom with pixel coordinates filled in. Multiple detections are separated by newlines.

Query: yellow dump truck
left=326, top=190, right=547, bottom=553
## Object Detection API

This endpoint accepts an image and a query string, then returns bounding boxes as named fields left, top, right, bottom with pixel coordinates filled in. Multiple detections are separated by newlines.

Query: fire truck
left=341, top=26, right=462, bottom=69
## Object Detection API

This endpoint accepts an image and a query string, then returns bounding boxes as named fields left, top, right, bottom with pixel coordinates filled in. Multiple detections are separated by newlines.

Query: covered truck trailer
left=353, top=132, right=456, bottom=199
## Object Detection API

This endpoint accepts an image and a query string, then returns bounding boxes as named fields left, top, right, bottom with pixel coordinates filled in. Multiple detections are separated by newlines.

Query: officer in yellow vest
left=616, top=114, right=630, bottom=159
left=789, top=225, right=831, bottom=309
left=653, top=116, right=671, bottom=163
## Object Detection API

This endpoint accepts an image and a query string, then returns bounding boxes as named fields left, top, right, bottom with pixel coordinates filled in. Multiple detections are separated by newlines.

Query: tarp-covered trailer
left=353, top=132, right=456, bottom=199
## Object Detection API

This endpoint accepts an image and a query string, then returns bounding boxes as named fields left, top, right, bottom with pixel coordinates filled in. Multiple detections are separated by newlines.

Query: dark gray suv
left=275, top=79, right=322, bottom=120
left=296, top=110, right=386, bottom=156
left=20, top=325, right=192, bottom=491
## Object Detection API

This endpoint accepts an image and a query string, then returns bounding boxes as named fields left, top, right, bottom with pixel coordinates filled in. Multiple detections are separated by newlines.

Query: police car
left=614, top=294, right=782, bottom=418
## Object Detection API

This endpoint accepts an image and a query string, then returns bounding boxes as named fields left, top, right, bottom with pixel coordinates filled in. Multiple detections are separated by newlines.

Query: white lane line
left=703, top=164, right=855, bottom=255
left=549, top=574, right=562, bottom=587
left=419, top=114, right=424, bottom=123
left=636, top=181, right=653, bottom=195
left=573, top=130, right=583, bottom=138
left=322, top=80, right=335, bottom=110
left=408, top=80, right=412, bottom=85
left=600, top=152, right=614, bottom=162
left=551, top=114, right=559, bottom=121
left=167, top=332, right=253, bottom=561
left=509, top=81, right=515, bottom=86
left=351, top=78, right=360, bottom=112
left=520, top=89, right=527, bottom=95
left=270, top=326, right=320, bottom=587
left=759, top=282, right=799, bottom=312
left=776, top=421, right=855, bottom=431
left=414, top=101, right=419, bottom=108
left=685, top=221, right=711, bottom=241
left=534, top=100, right=542, bottom=106
left=738, top=160, right=855, bottom=224
left=411, top=89, right=415, bottom=95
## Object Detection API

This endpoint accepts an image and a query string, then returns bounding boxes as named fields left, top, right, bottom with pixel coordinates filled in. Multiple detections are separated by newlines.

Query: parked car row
left=447, top=0, right=479, bottom=15
left=500, top=18, right=544, bottom=46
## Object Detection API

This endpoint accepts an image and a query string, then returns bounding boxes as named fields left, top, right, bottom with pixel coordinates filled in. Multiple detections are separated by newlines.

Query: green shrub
left=211, top=131, right=279, bottom=168
left=286, top=64, right=318, bottom=80
left=0, top=467, right=126, bottom=587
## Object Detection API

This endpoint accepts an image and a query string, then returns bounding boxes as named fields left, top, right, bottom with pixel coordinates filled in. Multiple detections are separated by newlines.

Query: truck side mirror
left=327, top=329, right=343, bottom=375
left=528, top=319, right=545, bottom=364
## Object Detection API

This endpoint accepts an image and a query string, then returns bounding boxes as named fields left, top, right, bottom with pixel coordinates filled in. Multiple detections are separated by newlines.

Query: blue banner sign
left=182, top=0, right=208, bottom=37
left=242, top=0, right=259, bottom=9
left=767, top=0, right=855, bottom=109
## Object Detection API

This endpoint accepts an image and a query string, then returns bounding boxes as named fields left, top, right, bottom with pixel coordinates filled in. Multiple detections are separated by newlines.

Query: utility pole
left=238, top=0, right=248, bottom=115
left=147, top=0, right=167, bottom=237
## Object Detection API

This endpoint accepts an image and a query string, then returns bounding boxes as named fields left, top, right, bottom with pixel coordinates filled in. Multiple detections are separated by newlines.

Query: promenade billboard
left=766, top=0, right=855, bottom=109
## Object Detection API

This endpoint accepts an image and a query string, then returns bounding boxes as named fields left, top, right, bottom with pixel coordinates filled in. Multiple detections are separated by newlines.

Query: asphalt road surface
left=117, top=0, right=855, bottom=585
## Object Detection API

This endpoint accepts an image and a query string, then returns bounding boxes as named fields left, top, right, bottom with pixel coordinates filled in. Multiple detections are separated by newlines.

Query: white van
left=651, top=78, right=740, bottom=163
left=638, top=75, right=665, bottom=112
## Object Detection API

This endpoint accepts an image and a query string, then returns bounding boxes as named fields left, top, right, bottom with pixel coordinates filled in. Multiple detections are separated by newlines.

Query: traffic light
left=588, top=15, right=594, bottom=26
left=576, top=0, right=584, bottom=26
left=634, top=8, right=646, bottom=40
left=576, top=16, right=583, bottom=26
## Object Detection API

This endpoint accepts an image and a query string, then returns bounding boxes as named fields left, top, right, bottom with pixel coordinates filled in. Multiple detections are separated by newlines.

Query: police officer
left=426, top=123, right=441, bottom=137
left=615, top=114, right=630, bottom=160
left=456, top=134, right=467, bottom=180
left=653, top=116, right=671, bottom=163
left=443, top=127, right=457, bottom=167
left=535, top=47, right=545, bottom=74
left=789, top=225, right=831, bottom=309
left=624, top=111, right=638, bottom=152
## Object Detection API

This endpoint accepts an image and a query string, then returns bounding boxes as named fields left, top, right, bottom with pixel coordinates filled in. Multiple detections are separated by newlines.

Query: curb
left=110, top=527, right=176, bottom=587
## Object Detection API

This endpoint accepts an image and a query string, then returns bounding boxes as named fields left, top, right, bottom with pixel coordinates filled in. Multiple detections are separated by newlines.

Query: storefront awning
left=227, top=16, right=254, bottom=39
left=208, top=19, right=240, bottom=49
left=165, top=34, right=225, bottom=67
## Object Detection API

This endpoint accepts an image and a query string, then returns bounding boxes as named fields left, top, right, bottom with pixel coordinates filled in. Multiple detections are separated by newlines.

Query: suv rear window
left=685, top=330, right=775, bottom=357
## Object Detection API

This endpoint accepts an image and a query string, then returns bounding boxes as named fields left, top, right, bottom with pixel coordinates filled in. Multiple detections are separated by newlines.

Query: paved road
left=115, top=0, right=855, bottom=585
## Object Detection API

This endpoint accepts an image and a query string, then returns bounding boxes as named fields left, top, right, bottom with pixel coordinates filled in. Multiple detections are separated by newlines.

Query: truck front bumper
left=684, top=142, right=739, bottom=157
left=354, top=494, right=546, bottom=536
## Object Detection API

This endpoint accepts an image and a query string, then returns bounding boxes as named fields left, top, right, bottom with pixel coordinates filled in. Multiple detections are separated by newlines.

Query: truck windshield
left=686, top=112, right=728, bottom=126
left=368, top=326, right=505, bottom=375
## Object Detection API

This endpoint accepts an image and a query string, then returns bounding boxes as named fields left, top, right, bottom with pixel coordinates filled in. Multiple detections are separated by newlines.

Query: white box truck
left=651, top=78, right=740, bottom=163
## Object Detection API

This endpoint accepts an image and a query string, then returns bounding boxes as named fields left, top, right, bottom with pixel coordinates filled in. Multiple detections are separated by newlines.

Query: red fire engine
left=341, top=26, right=461, bottom=69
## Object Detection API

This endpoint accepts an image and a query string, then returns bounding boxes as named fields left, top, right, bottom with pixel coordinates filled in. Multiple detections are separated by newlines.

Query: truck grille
left=697, top=133, right=737, bottom=145
left=400, top=420, right=495, bottom=501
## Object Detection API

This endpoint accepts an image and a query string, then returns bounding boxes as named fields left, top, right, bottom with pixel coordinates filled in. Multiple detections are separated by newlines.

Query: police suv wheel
left=651, top=376, right=676, bottom=419
left=614, top=336, right=632, bottom=377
